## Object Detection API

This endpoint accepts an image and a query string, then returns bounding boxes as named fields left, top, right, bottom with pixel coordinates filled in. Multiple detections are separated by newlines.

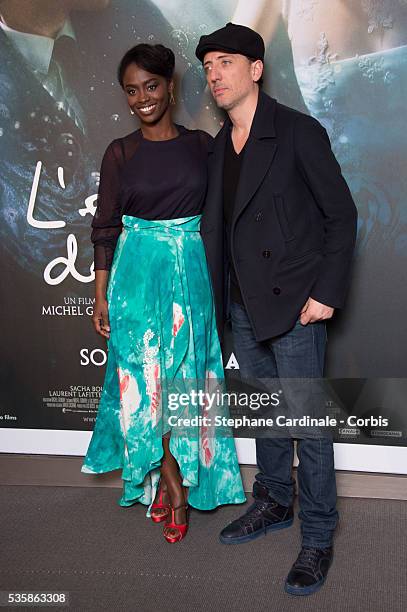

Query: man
left=0, top=0, right=108, bottom=270
left=195, top=23, right=357, bottom=596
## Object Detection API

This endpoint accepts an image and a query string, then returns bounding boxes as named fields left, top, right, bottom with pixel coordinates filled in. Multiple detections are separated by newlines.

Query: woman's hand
left=93, top=269, right=110, bottom=338
left=92, top=296, right=110, bottom=339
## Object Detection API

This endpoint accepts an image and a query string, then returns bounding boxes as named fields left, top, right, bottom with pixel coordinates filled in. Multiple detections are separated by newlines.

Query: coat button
left=262, top=249, right=272, bottom=258
left=255, top=211, right=262, bottom=221
left=273, top=287, right=281, bottom=295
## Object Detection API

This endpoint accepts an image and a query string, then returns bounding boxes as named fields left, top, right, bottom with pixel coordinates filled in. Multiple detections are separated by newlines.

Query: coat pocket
left=284, top=249, right=322, bottom=264
left=273, top=194, right=295, bottom=242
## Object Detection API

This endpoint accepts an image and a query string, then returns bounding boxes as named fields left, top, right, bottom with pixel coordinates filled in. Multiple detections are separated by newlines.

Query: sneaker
left=219, top=484, right=293, bottom=544
left=285, top=546, right=333, bottom=596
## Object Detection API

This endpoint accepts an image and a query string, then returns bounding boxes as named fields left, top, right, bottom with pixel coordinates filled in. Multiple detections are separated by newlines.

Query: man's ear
left=252, top=59, right=264, bottom=83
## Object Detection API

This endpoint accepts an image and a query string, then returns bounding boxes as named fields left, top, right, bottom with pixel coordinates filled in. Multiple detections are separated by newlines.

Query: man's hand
left=300, top=297, right=334, bottom=325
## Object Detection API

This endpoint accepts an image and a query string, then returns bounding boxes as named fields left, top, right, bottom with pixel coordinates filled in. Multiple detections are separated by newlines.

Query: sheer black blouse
left=91, top=125, right=213, bottom=270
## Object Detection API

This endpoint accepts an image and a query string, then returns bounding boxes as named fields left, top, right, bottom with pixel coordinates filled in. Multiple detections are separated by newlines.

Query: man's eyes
left=204, top=60, right=231, bottom=73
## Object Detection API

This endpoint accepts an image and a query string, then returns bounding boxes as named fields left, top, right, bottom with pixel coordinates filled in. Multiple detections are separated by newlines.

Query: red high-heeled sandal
left=150, top=483, right=170, bottom=523
left=163, top=504, right=189, bottom=543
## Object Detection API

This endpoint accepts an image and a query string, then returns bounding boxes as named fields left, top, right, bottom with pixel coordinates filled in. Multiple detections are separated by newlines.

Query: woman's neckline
left=139, top=124, right=186, bottom=143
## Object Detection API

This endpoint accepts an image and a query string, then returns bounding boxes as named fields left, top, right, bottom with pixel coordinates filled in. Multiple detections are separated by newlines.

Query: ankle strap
left=171, top=503, right=188, bottom=511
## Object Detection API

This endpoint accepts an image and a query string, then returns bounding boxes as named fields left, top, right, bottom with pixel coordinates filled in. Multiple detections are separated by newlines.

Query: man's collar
left=0, top=17, right=76, bottom=74
left=250, top=90, right=277, bottom=139
left=221, top=90, right=277, bottom=140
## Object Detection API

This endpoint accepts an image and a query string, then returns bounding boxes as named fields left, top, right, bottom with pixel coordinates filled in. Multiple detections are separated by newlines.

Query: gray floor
left=1, top=485, right=406, bottom=612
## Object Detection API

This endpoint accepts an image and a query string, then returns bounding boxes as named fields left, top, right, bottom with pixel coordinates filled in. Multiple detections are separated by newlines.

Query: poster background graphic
left=0, top=1, right=406, bottom=458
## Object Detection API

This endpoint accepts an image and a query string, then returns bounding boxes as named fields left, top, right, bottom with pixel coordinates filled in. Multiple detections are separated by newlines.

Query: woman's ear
left=168, top=79, right=175, bottom=104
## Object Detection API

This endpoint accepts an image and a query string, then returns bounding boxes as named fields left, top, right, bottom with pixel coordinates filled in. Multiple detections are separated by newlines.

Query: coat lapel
left=232, top=91, right=278, bottom=224
left=204, top=122, right=229, bottom=230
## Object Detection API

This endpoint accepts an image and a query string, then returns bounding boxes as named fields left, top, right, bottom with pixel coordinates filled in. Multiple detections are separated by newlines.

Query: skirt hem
left=81, top=462, right=247, bottom=511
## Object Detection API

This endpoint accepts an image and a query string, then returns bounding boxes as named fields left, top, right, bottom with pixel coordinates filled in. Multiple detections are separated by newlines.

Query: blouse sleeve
left=197, top=129, right=215, bottom=152
left=91, top=139, right=123, bottom=271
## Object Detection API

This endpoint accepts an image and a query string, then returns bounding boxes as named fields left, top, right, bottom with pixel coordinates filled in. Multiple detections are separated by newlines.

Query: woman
left=81, top=43, right=246, bottom=543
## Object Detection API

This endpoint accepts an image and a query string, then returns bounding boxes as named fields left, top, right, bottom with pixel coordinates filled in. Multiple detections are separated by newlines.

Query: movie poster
left=1, top=1, right=406, bottom=453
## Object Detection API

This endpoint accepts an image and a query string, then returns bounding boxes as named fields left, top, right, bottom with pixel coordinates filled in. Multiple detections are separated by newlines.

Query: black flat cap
left=195, top=22, right=265, bottom=63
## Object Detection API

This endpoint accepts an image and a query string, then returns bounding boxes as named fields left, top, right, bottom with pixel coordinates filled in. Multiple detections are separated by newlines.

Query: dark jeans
left=231, top=302, right=338, bottom=549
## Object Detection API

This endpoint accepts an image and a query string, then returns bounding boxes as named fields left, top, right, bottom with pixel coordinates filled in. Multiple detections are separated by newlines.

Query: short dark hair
left=247, top=56, right=264, bottom=88
left=118, top=43, right=175, bottom=88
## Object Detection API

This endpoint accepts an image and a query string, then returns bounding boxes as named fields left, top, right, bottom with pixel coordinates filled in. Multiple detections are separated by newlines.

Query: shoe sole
left=284, top=576, right=326, bottom=596
left=219, top=518, right=294, bottom=545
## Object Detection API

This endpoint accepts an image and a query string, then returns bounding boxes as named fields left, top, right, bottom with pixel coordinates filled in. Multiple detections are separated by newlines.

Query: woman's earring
left=169, top=91, right=175, bottom=105
left=130, top=108, right=135, bottom=115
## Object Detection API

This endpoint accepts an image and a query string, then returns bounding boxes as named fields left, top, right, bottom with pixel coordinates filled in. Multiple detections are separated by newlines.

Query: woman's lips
left=137, top=103, right=157, bottom=115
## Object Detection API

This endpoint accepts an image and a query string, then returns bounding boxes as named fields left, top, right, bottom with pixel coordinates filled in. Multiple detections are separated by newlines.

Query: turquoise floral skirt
left=81, top=215, right=246, bottom=513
